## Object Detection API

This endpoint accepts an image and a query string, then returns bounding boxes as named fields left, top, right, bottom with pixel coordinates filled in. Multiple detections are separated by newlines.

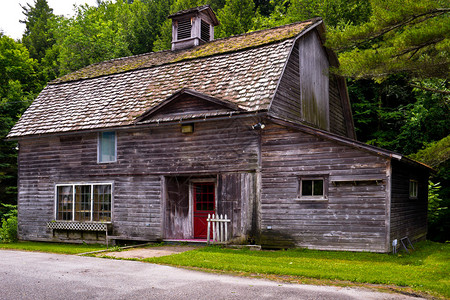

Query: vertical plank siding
left=270, top=30, right=351, bottom=138
left=298, top=31, right=329, bottom=131
left=270, top=42, right=301, bottom=122
left=390, top=161, right=428, bottom=245
left=328, top=75, right=347, bottom=137
left=217, top=173, right=256, bottom=243
left=260, top=123, right=390, bottom=252
left=17, top=117, right=260, bottom=243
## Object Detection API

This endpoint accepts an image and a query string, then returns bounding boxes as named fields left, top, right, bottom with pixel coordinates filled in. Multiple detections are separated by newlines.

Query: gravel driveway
left=95, top=245, right=199, bottom=258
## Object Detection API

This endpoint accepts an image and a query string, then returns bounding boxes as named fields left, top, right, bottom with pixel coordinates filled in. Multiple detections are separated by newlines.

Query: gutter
left=7, top=111, right=268, bottom=142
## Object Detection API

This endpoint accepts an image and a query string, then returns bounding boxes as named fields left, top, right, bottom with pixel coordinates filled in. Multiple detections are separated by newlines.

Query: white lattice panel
left=46, top=221, right=108, bottom=231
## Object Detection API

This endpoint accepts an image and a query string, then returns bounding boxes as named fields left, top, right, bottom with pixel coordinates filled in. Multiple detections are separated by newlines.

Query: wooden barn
left=7, top=6, right=430, bottom=252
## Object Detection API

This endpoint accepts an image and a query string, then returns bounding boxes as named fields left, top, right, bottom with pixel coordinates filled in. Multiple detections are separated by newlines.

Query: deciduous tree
left=0, top=34, right=41, bottom=210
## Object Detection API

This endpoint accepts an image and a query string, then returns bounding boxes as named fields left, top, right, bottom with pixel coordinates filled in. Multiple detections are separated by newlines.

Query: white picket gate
left=207, top=214, right=231, bottom=244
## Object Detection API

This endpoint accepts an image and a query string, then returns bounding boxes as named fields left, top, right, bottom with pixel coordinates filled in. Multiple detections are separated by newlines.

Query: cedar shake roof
left=168, top=5, right=212, bottom=18
left=168, top=5, right=219, bottom=25
left=8, top=19, right=320, bottom=138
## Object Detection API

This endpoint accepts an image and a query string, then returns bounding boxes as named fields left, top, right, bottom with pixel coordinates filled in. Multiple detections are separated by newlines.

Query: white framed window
left=409, top=179, right=418, bottom=199
left=298, top=176, right=328, bottom=200
left=55, top=183, right=113, bottom=222
left=98, top=131, right=117, bottom=163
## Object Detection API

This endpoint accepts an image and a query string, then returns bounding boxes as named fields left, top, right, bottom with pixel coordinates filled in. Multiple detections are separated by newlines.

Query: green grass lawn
left=0, top=241, right=106, bottom=254
left=143, top=241, right=450, bottom=299
left=1, top=240, right=448, bottom=298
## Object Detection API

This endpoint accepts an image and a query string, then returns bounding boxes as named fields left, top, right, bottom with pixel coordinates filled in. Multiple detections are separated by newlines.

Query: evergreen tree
left=20, top=0, right=56, bottom=63
left=327, top=0, right=449, bottom=81
left=127, top=0, right=174, bottom=54
left=284, top=0, right=371, bottom=27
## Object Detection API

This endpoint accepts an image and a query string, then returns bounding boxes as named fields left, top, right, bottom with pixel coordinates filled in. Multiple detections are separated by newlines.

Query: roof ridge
left=212, top=17, right=322, bottom=42
left=51, top=19, right=321, bottom=85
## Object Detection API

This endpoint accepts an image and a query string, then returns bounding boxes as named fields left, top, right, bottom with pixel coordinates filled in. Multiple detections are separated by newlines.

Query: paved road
left=0, top=250, right=423, bottom=300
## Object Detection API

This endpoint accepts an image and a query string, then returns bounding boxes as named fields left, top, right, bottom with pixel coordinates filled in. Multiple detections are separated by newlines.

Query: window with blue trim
left=98, top=131, right=116, bottom=163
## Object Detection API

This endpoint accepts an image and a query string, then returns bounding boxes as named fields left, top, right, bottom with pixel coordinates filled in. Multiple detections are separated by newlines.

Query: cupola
left=168, top=5, right=219, bottom=51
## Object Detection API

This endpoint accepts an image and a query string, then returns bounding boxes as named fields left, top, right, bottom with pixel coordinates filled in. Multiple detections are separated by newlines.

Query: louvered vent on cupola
left=168, top=5, right=219, bottom=51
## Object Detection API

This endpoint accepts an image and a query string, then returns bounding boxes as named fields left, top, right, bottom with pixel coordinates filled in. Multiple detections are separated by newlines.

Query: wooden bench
left=47, top=221, right=110, bottom=247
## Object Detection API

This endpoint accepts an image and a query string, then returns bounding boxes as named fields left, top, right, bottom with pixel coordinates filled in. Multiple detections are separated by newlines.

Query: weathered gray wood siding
left=270, top=30, right=351, bottom=138
left=328, top=75, right=347, bottom=137
left=270, top=41, right=301, bottom=122
left=217, top=172, right=257, bottom=243
left=390, top=161, right=428, bottom=246
left=260, top=122, right=390, bottom=252
left=298, top=31, right=329, bottom=131
left=18, top=135, right=162, bottom=242
left=17, top=117, right=260, bottom=242
left=147, top=95, right=233, bottom=121
left=164, top=176, right=192, bottom=239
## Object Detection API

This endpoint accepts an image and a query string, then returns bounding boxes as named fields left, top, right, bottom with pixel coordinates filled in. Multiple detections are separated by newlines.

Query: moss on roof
left=52, top=20, right=318, bottom=84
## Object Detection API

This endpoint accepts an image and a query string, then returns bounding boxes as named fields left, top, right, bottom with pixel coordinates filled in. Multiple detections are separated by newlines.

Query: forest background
left=0, top=0, right=448, bottom=242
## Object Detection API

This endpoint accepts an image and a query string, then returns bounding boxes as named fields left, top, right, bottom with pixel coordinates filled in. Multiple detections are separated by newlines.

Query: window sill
left=296, top=197, right=328, bottom=202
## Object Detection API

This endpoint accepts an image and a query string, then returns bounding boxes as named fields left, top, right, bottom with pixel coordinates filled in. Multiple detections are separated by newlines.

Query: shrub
left=0, top=204, right=18, bottom=243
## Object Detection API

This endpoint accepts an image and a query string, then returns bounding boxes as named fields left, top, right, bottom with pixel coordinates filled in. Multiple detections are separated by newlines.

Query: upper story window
left=56, top=183, right=112, bottom=222
left=409, top=179, right=418, bottom=199
left=98, top=131, right=116, bottom=163
left=298, top=176, right=328, bottom=200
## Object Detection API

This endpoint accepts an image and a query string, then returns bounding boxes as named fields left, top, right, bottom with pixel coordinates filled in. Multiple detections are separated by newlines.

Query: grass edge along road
left=1, top=240, right=449, bottom=299
left=0, top=241, right=106, bottom=254
left=140, top=241, right=449, bottom=299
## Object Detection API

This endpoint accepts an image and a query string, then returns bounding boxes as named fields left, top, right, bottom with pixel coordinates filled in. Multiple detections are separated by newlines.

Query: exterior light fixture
left=252, top=122, right=265, bottom=130
left=181, top=123, right=194, bottom=133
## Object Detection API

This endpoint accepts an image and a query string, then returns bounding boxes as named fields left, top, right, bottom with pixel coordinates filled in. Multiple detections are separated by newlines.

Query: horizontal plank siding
left=260, top=122, right=389, bottom=252
left=390, top=161, right=428, bottom=245
left=17, top=118, right=260, bottom=243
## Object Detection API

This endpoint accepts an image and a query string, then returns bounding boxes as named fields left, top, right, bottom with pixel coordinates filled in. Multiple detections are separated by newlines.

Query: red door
left=193, top=182, right=215, bottom=239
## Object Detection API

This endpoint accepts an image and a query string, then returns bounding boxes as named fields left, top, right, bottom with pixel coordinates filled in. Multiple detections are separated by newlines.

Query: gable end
left=135, top=89, right=244, bottom=124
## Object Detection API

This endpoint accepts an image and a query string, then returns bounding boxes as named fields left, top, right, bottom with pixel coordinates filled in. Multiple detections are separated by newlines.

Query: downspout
left=385, top=159, right=392, bottom=253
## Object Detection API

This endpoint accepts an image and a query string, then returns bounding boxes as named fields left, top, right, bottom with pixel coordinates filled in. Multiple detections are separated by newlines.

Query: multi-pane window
left=409, top=179, right=418, bottom=199
left=298, top=176, right=327, bottom=199
left=194, top=182, right=215, bottom=211
left=56, top=183, right=112, bottom=222
left=98, top=131, right=116, bottom=163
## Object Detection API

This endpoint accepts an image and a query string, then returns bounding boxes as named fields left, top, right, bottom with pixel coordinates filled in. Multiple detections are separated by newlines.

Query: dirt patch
left=97, top=245, right=200, bottom=259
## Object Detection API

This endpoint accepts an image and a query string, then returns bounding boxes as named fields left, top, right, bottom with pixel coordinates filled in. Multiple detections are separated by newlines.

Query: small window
left=98, top=131, right=116, bottom=163
left=56, top=183, right=112, bottom=222
left=298, top=176, right=328, bottom=200
left=409, top=180, right=418, bottom=199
